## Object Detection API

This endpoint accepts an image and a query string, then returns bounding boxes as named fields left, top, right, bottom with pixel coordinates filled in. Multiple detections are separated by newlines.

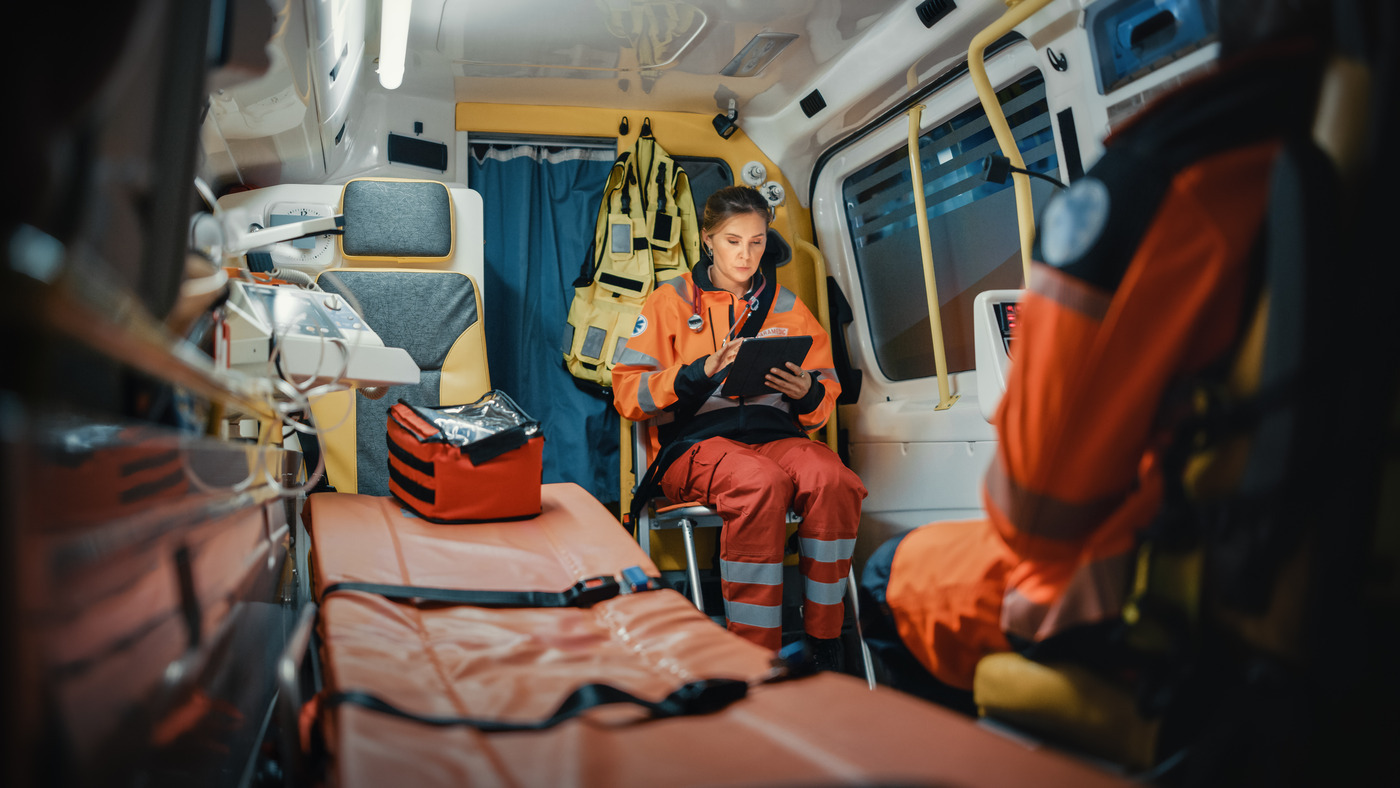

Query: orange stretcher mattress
left=303, top=484, right=1131, bottom=788
left=304, top=482, right=652, bottom=595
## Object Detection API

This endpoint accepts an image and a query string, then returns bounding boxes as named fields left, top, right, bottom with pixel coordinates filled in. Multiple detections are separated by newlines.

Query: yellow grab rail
left=794, top=237, right=840, bottom=453
left=620, top=416, right=634, bottom=522
left=968, top=0, right=1055, bottom=285
left=907, top=105, right=959, bottom=411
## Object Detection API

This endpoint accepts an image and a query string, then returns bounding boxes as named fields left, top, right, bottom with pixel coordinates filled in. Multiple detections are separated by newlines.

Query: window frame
left=809, top=42, right=1064, bottom=407
left=841, top=68, right=1060, bottom=382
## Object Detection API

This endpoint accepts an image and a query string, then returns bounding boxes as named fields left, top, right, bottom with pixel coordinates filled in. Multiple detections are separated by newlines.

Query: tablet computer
left=719, top=335, right=814, bottom=398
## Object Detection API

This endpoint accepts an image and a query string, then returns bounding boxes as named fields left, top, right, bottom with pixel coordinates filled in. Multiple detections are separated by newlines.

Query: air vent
left=799, top=90, right=827, bottom=118
left=916, top=0, right=956, bottom=29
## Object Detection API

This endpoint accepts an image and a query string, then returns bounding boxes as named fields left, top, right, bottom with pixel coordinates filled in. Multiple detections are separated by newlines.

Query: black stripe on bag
left=463, top=427, right=534, bottom=466
left=632, top=236, right=649, bottom=251
left=324, top=678, right=748, bottom=732
left=389, top=464, right=435, bottom=504
left=387, top=437, right=435, bottom=476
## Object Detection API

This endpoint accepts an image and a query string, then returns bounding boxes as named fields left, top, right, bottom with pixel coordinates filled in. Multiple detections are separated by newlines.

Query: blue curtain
left=467, top=144, right=620, bottom=505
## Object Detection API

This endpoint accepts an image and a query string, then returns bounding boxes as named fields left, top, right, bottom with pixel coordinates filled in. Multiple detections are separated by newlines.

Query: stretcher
left=296, top=483, right=1130, bottom=787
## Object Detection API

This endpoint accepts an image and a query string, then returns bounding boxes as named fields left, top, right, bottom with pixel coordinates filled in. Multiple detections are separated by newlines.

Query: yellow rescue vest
left=563, top=122, right=700, bottom=391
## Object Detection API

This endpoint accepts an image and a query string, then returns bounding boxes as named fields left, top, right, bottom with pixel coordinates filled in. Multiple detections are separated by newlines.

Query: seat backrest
left=307, top=270, right=490, bottom=495
left=312, top=268, right=492, bottom=495
left=300, top=178, right=493, bottom=495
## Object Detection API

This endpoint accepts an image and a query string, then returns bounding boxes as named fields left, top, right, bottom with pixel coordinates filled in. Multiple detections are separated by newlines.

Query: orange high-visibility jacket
left=613, top=262, right=839, bottom=482
left=885, top=49, right=1319, bottom=690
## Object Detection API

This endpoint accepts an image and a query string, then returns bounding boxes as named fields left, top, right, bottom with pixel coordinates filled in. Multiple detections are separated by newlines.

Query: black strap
left=295, top=414, right=336, bottom=494
left=322, top=575, right=626, bottom=608
left=656, top=161, right=668, bottom=211
left=573, top=237, right=599, bottom=288
left=575, top=156, right=633, bottom=288
left=398, top=402, right=539, bottom=466
left=464, top=424, right=536, bottom=465
left=324, top=677, right=748, bottom=732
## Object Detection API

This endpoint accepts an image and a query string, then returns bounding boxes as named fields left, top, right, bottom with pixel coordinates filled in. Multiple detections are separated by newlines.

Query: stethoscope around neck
left=689, top=267, right=765, bottom=341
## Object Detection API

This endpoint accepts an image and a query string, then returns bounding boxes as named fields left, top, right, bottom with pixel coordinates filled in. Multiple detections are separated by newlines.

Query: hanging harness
left=563, top=119, right=700, bottom=392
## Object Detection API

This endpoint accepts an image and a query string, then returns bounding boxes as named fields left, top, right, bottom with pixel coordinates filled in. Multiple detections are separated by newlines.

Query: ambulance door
left=810, top=42, right=1065, bottom=566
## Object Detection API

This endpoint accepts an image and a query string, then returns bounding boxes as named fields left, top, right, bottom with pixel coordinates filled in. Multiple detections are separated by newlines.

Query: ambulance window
left=842, top=70, right=1059, bottom=381
left=673, top=156, right=733, bottom=218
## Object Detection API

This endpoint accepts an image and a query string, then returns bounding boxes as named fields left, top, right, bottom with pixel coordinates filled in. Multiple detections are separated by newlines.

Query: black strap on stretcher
left=316, top=565, right=762, bottom=730
left=321, top=566, right=664, bottom=608
left=325, top=678, right=750, bottom=733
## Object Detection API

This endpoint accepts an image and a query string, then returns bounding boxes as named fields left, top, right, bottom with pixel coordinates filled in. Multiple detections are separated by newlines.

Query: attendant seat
left=304, top=178, right=492, bottom=495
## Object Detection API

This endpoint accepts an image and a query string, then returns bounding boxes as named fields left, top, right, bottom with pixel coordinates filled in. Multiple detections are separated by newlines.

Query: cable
left=269, top=394, right=330, bottom=499
left=980, top=153, right=1068, bottom=190
left=271, top=267, right=318, bottom=289
left=207, top=267, right=385, bottom=501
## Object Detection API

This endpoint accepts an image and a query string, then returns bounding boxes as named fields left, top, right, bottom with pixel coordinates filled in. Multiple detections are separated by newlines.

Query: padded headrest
left=761, top=228, right=792, bottom=268
left=340, top=179, right=454, bottom=261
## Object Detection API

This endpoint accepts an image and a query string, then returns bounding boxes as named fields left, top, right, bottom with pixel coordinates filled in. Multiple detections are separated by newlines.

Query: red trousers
left=661, top=436, right=867, bottom=650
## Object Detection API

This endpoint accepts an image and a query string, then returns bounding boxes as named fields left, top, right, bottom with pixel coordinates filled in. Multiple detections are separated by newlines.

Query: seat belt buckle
left=570, top=575, right=622, bottom=607
left=620, top=565, right=665, bottom=593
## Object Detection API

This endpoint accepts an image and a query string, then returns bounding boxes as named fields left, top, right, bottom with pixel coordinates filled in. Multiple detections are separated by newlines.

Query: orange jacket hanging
left=883, top=48, right=1319, bottom=690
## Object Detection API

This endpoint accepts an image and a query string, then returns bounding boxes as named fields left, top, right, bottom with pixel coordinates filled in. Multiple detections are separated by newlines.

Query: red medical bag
left=386, top=391, right=543, bottom=522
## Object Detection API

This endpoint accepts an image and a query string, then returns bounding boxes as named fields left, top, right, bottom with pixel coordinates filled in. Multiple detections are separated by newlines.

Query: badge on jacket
left=1040, top=176, right=1110, bottom=267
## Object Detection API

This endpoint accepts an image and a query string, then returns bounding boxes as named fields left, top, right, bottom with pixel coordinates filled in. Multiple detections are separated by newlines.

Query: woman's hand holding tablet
left=718, top=336, right=814, bottom=397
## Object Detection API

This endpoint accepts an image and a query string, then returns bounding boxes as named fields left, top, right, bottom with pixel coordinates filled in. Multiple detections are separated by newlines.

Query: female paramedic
left=612, top=185, right=866, bottom=666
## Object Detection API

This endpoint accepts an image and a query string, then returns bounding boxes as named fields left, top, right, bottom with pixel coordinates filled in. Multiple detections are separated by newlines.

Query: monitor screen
left=994, top=301, right=1019, bottom=358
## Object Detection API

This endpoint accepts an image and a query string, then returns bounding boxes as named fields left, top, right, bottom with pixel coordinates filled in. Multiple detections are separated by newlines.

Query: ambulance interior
left=4, top=1, right=1397, bottom=787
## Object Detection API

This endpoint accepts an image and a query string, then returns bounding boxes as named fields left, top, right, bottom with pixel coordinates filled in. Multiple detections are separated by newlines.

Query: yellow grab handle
left=794, top=237, right=840, bottom=452
left=907, top=105, right=958, bottom=411
left=968, top=0, right=1055, bottom=285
